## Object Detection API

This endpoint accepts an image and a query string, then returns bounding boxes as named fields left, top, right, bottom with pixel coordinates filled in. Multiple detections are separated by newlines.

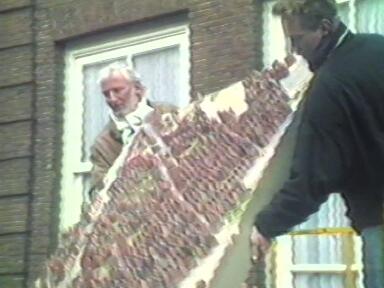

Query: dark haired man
left=251, top=0, right=384, bottom=287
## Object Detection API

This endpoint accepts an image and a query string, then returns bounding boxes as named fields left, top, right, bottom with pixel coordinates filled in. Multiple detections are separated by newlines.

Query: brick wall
left=0, top=0, right=34, bottom=287
left=0, top=0, right=265, bottom=286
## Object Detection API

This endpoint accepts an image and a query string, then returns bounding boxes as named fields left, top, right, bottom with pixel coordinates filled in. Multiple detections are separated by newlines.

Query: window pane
left=82, top=58, right=126, bottom=161
left=294, top=274, right=345, bottom=288
left=133, top=46, right=183, bottom=107
left=293, top=235, right=348, bottom=264
left=292, top=194, right=351, bottom=264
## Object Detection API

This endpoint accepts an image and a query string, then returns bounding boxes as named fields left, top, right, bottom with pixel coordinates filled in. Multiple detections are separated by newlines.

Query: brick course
left=0, top=8, right=33, bottom=49
left=0, top=158, right=31, bottom=197
left=0, top=0, right=30, bottom=12
left=0, top=85, right=33, bottom=123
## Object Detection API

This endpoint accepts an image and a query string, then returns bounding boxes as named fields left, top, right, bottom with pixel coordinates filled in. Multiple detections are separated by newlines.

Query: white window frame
left=60, top=24, right=190, bottom=231
left=274, top=232, right=364, bottom=288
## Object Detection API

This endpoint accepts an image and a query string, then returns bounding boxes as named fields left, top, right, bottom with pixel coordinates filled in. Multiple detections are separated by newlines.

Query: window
left=60, top=23, right=190, bottom=231
left=262, top=1, right=364, bottom=287
left=273, top=195, right=363, bottom=288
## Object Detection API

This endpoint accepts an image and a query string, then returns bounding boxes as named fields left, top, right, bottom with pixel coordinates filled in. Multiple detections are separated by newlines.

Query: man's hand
left=250, top=226, right=271, bottom=263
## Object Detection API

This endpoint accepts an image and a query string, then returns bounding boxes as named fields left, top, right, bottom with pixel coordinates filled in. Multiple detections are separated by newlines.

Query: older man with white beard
left=89, top=63, right=176, bottom=193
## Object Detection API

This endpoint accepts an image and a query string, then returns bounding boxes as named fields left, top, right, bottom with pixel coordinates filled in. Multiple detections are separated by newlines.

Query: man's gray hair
left=97, top=62, right=145, bottom=88
left=273, top=0, right=338, bottom=30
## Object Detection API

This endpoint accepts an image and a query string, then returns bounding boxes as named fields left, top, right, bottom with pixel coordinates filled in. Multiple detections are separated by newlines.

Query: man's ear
left=135, top=84, right=145, bottom=100
left=319, top=18, right=334, bottom=36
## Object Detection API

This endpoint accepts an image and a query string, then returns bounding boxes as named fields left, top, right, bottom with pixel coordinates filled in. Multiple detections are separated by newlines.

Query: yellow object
left=288, top=227, right=356, bottom=236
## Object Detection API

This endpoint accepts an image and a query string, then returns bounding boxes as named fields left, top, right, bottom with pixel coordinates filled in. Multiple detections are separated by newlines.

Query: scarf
left=110, top=98, right=154, bottom=144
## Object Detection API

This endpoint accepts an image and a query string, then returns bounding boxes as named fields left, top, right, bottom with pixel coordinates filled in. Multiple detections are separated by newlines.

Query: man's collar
left=110, top=98, right=154, bottom=131
left=308, top=21, right=350, bottom=72
left=335, top=26, right=350, bottom=49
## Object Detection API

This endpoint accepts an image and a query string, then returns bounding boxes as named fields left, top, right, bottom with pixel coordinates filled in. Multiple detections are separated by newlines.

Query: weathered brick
left=47, top=0, right=188, bottom=40
left=0, top=0, right=30, bottom=12
left=27, top=254, right=48, bottom=286
left=0, top=275, right=24, bottom=288
left=0, top=121, right=32, bottom=160
left=0, top=196, right=28, bottom=234
left=29, top=232, right=51, bottom=255
left=0, top=46, right=33, bottom=87
left=0, top=234, right=26, bottom=273
left=0, top=8, right=33, bottom=49
left=0, top=84, right=33, bottom=123
left=0, top=158, right=31, bottom=197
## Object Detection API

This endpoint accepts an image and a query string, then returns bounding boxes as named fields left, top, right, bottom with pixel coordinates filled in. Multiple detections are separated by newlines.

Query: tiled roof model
left=36, top=56, right=312, bottom=288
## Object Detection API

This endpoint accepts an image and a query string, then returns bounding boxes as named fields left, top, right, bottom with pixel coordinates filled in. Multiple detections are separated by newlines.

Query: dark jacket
left=255, top=32, right=384, bottom=238
left=90, top=120, right=123, bottom=191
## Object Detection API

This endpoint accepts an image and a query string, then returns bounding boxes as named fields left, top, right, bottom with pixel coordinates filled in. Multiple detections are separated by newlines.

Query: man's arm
left=254, top=74, right=353, bottom=239
left=89, top=124, right=123, bottom=194
left=255, top=121, right=342, bottom=238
